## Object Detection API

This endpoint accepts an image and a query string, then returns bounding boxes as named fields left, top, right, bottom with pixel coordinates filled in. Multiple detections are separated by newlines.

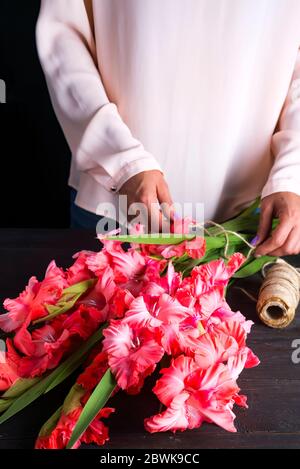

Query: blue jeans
left=70, top=188, right=107, bottom=230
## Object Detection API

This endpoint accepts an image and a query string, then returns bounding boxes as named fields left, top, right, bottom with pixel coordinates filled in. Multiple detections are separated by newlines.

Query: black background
left=0, top=0, right=71, bottom=228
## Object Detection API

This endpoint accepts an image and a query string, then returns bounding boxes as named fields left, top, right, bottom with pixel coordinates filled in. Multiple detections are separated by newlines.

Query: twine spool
left=256, top=260, right=300, bottom=328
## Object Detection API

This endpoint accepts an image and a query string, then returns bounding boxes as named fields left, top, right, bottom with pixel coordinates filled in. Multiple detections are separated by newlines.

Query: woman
left=36, top=0, right=300, bottom=256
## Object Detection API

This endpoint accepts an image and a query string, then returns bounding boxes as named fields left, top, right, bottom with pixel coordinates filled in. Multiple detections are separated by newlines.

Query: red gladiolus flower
left=62, top=304, right=106, bottom=340
left=107, top=288, right=135, bottom=320
left=11, top=304, right=106, bottom=378
left=12, top=317, right=71, bottom=378
left=0, top=341, right=20, bottom=391
left=35, top=406, right=114, bottom=449
left=77, top=351, right=109, bottom=390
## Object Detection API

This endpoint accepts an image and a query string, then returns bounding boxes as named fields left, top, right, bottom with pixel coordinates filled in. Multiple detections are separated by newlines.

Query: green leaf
left=0, top=399, right=13, bottom=413
left=0, top=325, right=105, bottom=423
left=205, top=233, right=252, bottom=252
left=33, top=278, right=96, bottom=325
left=1, top=377, right=40, bottom=399
left=62, top=279, right=97, bottom=295
left=106, top=233, right=195, bottom=245
left=62, top=384, right=85, bottom=414
left=67, top=369, right=116, bottom=449
left=233, top=256, right=277, bottom=278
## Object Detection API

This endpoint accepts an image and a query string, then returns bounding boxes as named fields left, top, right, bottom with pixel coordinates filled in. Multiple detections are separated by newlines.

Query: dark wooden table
left=0, top=229, right=299, bottom=449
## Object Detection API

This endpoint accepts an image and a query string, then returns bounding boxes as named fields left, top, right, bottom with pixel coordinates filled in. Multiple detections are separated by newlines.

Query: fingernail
left=254, top=253, right=262, bottom=258
left=250, top=235, right=259, bottom=246
left=173, top=212, right=181, bottom=220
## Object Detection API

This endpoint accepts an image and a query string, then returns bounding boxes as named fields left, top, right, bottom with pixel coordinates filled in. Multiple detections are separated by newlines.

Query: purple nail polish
left=251, top=235, right=259, bottom=246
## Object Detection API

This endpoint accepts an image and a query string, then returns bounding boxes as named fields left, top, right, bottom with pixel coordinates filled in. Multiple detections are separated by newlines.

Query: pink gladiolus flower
left=197, top=288, right=227, bottom=320
left=124, top=294, right=190, bottom=329
left=0, top=261, right=68, bottom=332
left=141, top=262, right=180, bottom=297
left=192, top=319, right=259, bottom=369
left=145, top=355, right=242, bottom=434
left=109, top=250, right=146, bottom=284
left=87, top=235, right=147, bottom=286
left=124, top=260, right=227, bottom=355
left=79, top=266, right=136, bottom=320
left=122, top=294, right=201, bottom=355
left=212, top=319, right=260, bottom=369
left=85, top=251, right=111, bottom=277
left=159, top=321, right=201, bottom=356
left=66, top=250, right=96, bottom=285
left=226, top=253, right=246, bottom=276
left=0, top=276, right=39, bottom=333
left=191, top=253, right=245, bottom=291
left=102, top=321, right=164, bottom=394
left=192, top=331, right=238, bottom=369
left=145, top=392, right=190, bottom=433
left=79, top=266, right=117, bottom=317
left=204, top=305, right=254, bottom=332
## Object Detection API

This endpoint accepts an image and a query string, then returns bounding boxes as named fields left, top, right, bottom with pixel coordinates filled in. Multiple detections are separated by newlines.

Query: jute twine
left=256, top=259, right=300, bottom=329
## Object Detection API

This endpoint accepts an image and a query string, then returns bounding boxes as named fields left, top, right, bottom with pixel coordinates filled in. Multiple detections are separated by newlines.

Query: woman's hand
left=119, top=170, right=174, bottom=232
left=255, top=192, right=300, bottom=257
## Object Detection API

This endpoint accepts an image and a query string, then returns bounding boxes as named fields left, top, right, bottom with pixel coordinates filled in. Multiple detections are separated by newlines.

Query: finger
left=268, top=226, right=300, bottom=256
left=255, top=215, right=294, bottom=256
left=157, top=181, right=174, bottom=222
left=127, top=193, right=159, bottom=232
left=256, top=203, right=273, bottom=245
left=148, top=200, right=164, bottom=233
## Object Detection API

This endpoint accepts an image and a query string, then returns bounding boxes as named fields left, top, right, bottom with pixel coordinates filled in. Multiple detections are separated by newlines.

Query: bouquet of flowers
left=0, top=199, right=277, bottom=449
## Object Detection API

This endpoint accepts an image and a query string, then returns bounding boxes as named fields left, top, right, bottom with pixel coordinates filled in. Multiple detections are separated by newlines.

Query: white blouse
left=37, top=0, right=300, bottom=221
